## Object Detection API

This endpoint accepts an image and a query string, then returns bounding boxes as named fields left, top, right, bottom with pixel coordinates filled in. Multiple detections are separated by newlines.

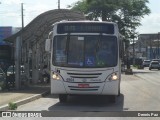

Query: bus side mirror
left=45, top=39, right=51, bottom=52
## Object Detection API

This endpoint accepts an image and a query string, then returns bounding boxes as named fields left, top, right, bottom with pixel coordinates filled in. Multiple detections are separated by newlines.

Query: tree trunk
left=102, top=10, right=107, bottom=21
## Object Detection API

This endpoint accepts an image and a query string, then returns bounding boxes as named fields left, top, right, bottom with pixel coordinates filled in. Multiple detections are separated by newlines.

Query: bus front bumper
left=51, top=80, right=119, bottom=95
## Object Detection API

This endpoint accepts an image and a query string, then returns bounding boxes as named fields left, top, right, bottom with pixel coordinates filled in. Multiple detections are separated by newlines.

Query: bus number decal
left=66, top=78, right=74, bottom=82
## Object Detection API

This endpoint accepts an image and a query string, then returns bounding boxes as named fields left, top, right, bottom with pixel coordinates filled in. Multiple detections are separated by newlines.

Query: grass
left=8, top=102, right=17, bottom=110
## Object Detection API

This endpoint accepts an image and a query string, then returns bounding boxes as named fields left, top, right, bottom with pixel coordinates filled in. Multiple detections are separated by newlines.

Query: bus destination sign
left=57, top=23, right=114, bottom=34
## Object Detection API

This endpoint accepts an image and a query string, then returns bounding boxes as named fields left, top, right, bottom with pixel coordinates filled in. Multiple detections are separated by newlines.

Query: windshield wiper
left=66, top=33, right=70, bottom=64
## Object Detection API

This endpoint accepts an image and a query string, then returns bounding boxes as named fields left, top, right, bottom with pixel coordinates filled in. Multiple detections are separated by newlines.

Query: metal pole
left=21, top=3, right=24, bottom=29
left=150, top=37, right=152, bottom=59
left=58, top=0, right=60, bottom=9
left=15, top=37, right=21, bottom=89
left=19, top=3, right=24, bottom=89
left=158, top=32, right=160, bottom=58
left=133, top=38, right=135, bottom=65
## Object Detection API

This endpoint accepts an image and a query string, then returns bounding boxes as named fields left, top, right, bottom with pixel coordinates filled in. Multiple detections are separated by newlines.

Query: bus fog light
left=56, top=76, right=60, bottom=80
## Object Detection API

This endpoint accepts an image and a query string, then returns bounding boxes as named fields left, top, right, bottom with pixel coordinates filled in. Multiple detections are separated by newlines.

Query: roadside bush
left=0, top=81, right=5, bottom=90
left=8, top=102, right=17, bottom=110
left=133, top=65, right=138, bottom=68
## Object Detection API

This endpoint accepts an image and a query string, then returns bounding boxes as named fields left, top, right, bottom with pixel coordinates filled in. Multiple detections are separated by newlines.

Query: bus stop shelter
left=5, top=9, right=85, bottom=89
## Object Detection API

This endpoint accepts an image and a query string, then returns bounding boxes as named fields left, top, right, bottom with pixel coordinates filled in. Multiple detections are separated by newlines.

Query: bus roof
left=54, top=20, right=117, bottom=25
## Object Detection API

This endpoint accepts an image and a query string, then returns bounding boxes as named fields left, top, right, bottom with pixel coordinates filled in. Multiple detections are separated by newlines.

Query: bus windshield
left=53, top=35, right=118, bottom=68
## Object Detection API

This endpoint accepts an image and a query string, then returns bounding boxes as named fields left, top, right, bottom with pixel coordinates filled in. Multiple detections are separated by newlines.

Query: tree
left=86, top=0, right=121, bottom=21
left=117, top=0, right=150, bottom=42
left=69, top=0, right=88, bottom=14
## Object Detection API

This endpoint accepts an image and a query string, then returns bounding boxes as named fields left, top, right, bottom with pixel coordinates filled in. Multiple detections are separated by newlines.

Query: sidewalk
left=0, top=83, right=50, bottom=111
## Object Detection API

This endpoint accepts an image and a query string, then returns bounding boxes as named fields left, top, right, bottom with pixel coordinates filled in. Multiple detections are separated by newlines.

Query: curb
left=0, top=90, right=50, bottom=111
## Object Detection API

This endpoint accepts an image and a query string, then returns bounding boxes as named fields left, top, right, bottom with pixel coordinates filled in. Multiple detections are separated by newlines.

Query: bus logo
left=82, top=79, right=87, bottom=82
left=66, top=78, right=74, bottom=82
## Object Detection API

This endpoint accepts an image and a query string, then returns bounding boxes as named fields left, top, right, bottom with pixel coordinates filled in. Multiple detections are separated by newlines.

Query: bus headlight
left=108, top=73, right=118, bottom=81
left=52, top=72, right=60, bottom=80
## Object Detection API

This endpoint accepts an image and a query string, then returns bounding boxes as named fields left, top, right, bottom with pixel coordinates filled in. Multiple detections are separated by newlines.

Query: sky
left=0, top=0, right=160, bottom=34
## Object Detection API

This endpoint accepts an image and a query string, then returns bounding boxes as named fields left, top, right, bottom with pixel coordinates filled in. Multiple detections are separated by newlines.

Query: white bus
left=45, top=21, right=121, bottom=103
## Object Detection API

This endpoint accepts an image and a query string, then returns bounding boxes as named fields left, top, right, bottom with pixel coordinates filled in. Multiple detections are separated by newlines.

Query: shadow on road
left=48, top=94, right=124, bottom=112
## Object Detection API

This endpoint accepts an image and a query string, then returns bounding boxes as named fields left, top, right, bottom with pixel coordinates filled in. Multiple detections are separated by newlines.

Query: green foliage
left=8, top=102, right=17, bottom=110
left=117, top=0, right=150, bottom=47
left=86, top=0, right=121, bottom=21
left=133, top=64, right=138, bottom=68
left=0, top=81, right=5, bottom=90
left=69, top=0, right=151, bottom=47
left=69, top=0, right=88, bottom=13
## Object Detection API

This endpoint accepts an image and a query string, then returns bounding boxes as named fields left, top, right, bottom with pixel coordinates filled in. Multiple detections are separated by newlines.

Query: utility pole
left=21, top=3, right=24, bottom=29
left=58, top=0, right=60, bottom=9
left=158, top=32, right=160, bottom=58
left=21, top=3, right=24, bottom=66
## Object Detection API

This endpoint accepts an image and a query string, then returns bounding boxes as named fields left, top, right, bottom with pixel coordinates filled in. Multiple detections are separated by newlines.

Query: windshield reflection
left=53, top=35, right=118, bottom=68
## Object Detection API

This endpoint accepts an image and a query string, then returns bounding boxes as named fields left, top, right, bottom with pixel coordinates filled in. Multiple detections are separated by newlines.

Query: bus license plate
left=78, top=84, right=89, bottom=88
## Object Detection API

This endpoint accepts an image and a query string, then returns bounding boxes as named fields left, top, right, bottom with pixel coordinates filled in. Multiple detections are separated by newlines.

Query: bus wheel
left=118, top=88, right=120, bottom=96
left=59, top=94, right=67, bottom=103
left=109, top=95, right=116, bottom=103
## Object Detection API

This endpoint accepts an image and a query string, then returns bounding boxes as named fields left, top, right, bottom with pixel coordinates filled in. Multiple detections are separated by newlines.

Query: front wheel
left=118, top=86, right=120, bottom=96
left=59, top=94, right=67, bottom=103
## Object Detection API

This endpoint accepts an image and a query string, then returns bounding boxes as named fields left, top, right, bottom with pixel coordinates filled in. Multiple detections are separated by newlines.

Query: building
left=138, top=34, right=160, bottom=59
left=129, top=33, right=160, bottom=60
left=0, top=27, right=21, bottom=43
left=0, top=27, right=12, bottom=43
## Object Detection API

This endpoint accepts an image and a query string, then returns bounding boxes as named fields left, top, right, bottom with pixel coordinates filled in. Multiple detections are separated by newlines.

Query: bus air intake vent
left=68, top=86, right=99, bottom=91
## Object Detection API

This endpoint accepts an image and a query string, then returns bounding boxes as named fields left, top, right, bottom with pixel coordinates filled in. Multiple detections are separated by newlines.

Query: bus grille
left=67, top=72, right=102, bottom=79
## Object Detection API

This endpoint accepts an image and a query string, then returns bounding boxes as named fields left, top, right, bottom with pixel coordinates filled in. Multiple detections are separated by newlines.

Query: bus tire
left=109, top=95, right=116, bottom=103
left=118, top=88, right=120, bottom=96
left=59, top=94, right=67, bottom=103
